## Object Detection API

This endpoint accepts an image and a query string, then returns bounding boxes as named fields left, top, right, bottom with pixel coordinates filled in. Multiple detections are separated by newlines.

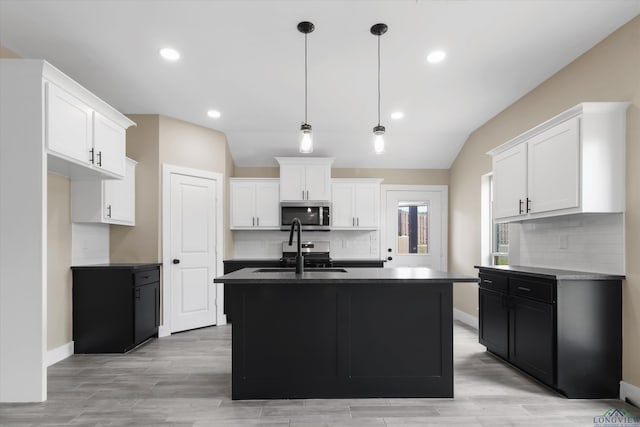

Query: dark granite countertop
left=214, top=267, right=477, bottom=284
left=71, top=263, right=162, bottom=270
left=474, top=265, right=624, bottom=281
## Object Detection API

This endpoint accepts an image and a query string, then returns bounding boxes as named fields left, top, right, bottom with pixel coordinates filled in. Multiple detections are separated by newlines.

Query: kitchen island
left=213, top=267, right=476, bottom=399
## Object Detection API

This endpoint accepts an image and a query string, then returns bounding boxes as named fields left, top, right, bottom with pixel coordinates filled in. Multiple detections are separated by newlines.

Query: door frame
left=160, top=164, right=225, bottom=337
left=380, top=185, right=448, bottom=271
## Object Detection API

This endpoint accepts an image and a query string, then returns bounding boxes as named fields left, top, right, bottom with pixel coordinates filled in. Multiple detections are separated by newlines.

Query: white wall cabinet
left=276, top=157, right=334, bottom=201
left=46, top=82, right=129, bottom=178
left=489, top=103, right=629, bottom=222
left=230, top=178, right=280, bottom=229
left=71, top=158, right=137, bottom=225
left=331, top=179, right=382, bottom=229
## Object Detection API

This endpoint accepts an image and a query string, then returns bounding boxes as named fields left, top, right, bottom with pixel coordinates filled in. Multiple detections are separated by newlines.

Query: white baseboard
left=158, top=324, right=171, bottom=338
left=620, top=381, right=640, bottom=407
left=46, top=341, right=73, bottom=367
left=453, top=308, right=478, bottom=330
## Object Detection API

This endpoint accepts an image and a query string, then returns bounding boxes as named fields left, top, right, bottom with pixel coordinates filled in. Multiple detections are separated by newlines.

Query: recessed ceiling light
left=159, top=47, right=180, bottom=61
left=426, top=50, right=446, bottom=64
left=391, top=111, right=404, bottom=120
left=207, top=109, right=221, bottom=119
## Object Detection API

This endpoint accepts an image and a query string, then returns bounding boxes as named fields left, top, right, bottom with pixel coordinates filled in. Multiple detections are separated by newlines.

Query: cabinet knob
left=172, top=259, right=180, bottom=264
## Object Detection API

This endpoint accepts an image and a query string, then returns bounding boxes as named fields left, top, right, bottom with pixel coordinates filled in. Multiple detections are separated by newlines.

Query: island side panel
left=231, top=280, right=454, bottom=399
left=340, top=282, right=453, bottom=397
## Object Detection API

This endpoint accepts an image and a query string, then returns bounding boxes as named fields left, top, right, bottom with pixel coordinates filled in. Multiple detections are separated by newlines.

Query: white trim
left=161, top=164, right=226, bottom=337
left=46, top=342, right=74, bottom=367
left=453, top=308, right=479, bottom=330
left=480, top=173, right=492, bottom=266
left=620, top=381, right=640, bottom=407
left=380, top=184, right=448, bottom=271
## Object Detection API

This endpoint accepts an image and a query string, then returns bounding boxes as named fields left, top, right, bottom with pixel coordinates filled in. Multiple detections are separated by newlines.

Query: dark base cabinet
left=230, top=281, right=453, bottom=399
left=72, top=264, right=161, bottom=353
left=476, top=265, right=622, bottom=398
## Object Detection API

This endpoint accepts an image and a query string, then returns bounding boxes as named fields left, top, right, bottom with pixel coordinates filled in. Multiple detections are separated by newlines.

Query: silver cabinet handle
left=302, top=190, right=305, bottom=200
left=252, top=217, right=255, bottom=226
left=257, top=217, right=260, bottom=226
left=484, top=279, right=493, bottom=284
left=97, top=151, right=102, bottom=167
left=89, top=148, right=95, bottom=164
left=107, top=205, right=112, bottom=218
left=517, top=286, right=531, bottom=292
left=352, top=217, right=355, bottom=226
left=357, top=217, right=359, bottom=227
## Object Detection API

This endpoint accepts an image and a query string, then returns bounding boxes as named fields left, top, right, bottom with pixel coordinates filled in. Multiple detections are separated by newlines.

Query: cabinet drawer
left=478, top=272, right=508, bottom=293
left=510, top=276, right=554, bottom=303
left=134, top=269, right=159, bottom=286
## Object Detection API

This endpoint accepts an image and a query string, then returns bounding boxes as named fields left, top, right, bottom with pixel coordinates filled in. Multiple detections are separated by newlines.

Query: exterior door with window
left=384, top=188, right=446, bottom=270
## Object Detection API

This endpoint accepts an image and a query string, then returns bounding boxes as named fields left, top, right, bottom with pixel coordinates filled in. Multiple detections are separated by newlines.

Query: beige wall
left=0, top=44, right=19, bottom=58
left=449, top=17, right=640, bottom=386
left=234, top=166, right=449, bottom=186
left=47, top=173, right=72, bottom=351
left=110, top=115, right=160, bottom=262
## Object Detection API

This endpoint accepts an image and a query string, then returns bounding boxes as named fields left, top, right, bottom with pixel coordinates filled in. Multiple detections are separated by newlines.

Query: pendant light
left=298, top=21, right=315, bottom=153
left=371, top=23, right=387, bottom=154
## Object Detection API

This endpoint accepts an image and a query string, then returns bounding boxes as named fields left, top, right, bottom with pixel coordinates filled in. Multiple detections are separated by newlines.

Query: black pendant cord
left=377, top=33, right=381, bottom=127
left=305, top=31, right=308, bottom=125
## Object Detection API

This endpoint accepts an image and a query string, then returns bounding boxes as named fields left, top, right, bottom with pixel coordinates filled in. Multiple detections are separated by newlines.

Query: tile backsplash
left=512, top=213, right=624, bottom=274
left=233, top=230, right=380, bottom=259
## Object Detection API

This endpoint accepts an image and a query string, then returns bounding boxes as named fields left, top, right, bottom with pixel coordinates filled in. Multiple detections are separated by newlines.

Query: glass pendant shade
left=373, top=125, right=385, bottom=154
left=299, top=123, right=313, bottom=153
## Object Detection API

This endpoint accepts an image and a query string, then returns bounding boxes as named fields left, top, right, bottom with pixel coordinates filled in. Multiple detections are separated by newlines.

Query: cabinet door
left=46, top=82, right=93, bottom=165
left=230, top=181, right=256, bottom=227
left=305, top=164, right=331, bottom=200
left=134, top=282, right=159, bottom=345
left=478, top=288, right=509, bottom=359
left=93, top=112, right=126, bottom=177
left=280, top=165, right=306, bottom=201
left=332, top=183, right=356, bottom=228
left=509, top=296, right=555, bottom=385
left=527, top=117, right=580, bottom=214
left=103, top=159, right=135, bottom=224
left=493, top=144, right=527, bottom=220
left=354, top=183, right=379, bottom=228
left=255, top=181, right=280, bottom=227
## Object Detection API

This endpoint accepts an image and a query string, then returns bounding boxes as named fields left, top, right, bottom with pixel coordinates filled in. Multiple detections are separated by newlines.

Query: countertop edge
left=474, top=265, right=625, bottom=281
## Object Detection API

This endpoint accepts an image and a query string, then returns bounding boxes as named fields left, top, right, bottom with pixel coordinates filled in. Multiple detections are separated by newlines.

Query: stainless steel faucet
left=288, top=218, right=304, bottom=275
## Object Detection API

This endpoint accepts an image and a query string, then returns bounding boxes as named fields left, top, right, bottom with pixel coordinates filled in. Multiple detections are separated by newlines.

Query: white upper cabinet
left=46, top=82, right=93, bottom=166
left=0, top=59, right=135, bottom=180
left=230, top=178, right=280, bottom=229
left=331, top=179, right=382, bottom=229
left=72, top=158, right=137, bottom=225
left=93, top=112, right=126, bottom=177
left=489, top=103, right=629, bottom=222
left=276, top=157, right=334, bottom=201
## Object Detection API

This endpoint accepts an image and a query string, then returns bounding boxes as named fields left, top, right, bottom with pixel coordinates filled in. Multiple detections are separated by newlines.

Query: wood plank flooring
left=1, top=321, right=638, bottom=426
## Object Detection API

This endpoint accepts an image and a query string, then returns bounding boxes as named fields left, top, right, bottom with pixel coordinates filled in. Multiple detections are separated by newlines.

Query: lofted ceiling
left=1, top=0, right=638, bottom=169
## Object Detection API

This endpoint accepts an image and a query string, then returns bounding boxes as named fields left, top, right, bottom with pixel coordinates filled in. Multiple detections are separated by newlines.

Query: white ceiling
left=1, top=1, right=638, bottom=169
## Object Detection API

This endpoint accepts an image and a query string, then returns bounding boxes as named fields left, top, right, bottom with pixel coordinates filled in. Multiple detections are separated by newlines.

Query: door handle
left=97, top=151, right=102, bottom=167
left=302, top=190, right=305, bottom=200
left=257, top=217, right=260, bottom=226
left=89, top=148, right=95, bottom=164
left=106, top=205, right=112, bottom=218
left=518, top=199, right=523, bottom=214
left=357, top=217, right=359, bottom=227
left=252, top=216, right=255, bottom=226
left=387, top=256, right=393, bottom=261
left=352, top=217, right=355, bottom=226
left=172, top=259, right=180, bottom=264
left=526, top=198, right=531, bottom=213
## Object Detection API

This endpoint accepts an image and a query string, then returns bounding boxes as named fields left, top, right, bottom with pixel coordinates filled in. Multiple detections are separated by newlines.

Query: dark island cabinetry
left=71, top=263, right=161, bottom=353
left=476, top=265, right=623, bottom=398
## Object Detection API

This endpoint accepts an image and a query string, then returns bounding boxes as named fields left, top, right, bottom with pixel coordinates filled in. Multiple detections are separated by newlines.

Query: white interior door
left=383, top=187, right=446, bottom=270
left=170, top=173, right=217, bottom=333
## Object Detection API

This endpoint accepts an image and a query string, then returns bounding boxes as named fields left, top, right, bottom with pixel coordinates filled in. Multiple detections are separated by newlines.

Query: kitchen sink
left=254, top=268, right=347, bottom=273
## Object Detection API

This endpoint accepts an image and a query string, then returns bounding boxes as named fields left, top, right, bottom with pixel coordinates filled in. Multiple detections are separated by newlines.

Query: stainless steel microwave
left=280, top=201, right=331, bottom=231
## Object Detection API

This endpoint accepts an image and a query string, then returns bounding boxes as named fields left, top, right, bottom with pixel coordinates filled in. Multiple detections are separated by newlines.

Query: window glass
left=489, top=175, right=509, bottom=265
left=397, top=203, right=429, bottom=254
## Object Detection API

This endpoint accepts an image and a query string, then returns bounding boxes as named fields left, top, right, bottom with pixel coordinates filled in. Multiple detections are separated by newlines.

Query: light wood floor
left=1, top=321, right=638, bottom=426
